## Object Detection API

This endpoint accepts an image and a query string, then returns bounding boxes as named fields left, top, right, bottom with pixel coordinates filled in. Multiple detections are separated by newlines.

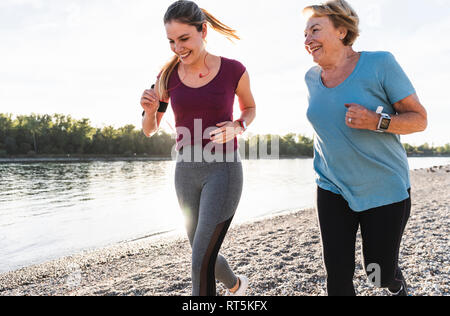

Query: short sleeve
left=232, top=59, right=246, bottom=91
left=380, top=52, right=416, bottom=105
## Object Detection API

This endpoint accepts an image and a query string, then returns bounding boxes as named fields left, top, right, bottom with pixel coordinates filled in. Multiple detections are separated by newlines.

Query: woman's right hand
left=141, top=88, right=159, bottom=116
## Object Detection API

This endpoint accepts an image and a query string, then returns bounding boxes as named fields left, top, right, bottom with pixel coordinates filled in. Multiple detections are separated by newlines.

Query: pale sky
left=1, top=0, right=449, bottom=146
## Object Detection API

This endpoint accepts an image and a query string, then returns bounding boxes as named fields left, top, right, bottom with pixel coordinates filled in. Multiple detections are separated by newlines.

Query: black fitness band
left=142, top=84, right=169, bottom=117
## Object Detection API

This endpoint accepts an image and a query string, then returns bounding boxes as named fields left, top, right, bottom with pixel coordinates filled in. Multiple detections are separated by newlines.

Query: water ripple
left=0, top=157, right=448, bottom=273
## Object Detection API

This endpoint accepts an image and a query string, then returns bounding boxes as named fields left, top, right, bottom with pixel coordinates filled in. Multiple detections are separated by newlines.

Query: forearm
left=346, top=95, right=427, bottom=135
left=142, top=111, right=158, bottom=137
left=237, top=107, right=256, bottom=127
left=384, top=112, right=427, bottom=135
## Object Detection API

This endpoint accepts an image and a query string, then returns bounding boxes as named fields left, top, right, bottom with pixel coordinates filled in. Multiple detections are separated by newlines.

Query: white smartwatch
left=377, top=113, right=392, bottom=132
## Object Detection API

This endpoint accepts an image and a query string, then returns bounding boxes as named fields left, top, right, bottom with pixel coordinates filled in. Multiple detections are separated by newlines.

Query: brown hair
left=303, top=0, right=360, bottom=46
left=157, top=0, right=240, bottom=100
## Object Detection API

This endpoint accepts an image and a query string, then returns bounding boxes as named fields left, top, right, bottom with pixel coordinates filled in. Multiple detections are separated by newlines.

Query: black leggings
left=316, top=187, right=411, bottom=296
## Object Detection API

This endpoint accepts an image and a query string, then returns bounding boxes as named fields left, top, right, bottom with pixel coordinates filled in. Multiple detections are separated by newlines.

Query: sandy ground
left=0, top=165, right=448, bottom=296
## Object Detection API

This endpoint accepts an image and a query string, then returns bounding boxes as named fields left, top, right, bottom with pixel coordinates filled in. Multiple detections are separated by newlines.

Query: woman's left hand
left=345, top=103, right=380, bottom=131
left=210, top=121, right=242, bottom=144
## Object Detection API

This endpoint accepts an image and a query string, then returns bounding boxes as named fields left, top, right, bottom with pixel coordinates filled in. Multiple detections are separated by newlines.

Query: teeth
left=180, top=52, right=191, bottom=58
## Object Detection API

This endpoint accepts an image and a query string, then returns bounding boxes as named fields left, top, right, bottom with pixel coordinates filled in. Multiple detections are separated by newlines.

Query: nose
left=304, top=34, right=312, bottom=47
left=172, top=42, right=184, bottom=54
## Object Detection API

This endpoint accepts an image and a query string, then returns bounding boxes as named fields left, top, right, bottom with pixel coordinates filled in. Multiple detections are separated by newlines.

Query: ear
left=337, top=26, right=348, bottom=41
left=202, top=23, right=208, bottom=39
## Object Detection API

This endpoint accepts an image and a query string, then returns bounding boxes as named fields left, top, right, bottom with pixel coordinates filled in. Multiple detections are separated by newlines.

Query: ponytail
left=201, top=8, right=240, bottom=42
left=158, top=0, right=240, bottom=99
left=157, top=55, right=179, bottom=101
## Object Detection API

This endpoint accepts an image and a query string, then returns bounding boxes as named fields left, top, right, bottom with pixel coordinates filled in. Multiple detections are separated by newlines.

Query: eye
left=313, top=29, right=319, bottom=33
left=180, top=38, right=189, bottom=42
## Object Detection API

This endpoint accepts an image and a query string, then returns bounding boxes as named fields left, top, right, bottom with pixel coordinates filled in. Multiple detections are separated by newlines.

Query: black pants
left=316, top=187, right=411, bottom=296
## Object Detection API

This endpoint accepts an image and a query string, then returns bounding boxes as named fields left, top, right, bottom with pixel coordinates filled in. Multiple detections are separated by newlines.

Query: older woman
left=303, top=0, right=427, bottom=296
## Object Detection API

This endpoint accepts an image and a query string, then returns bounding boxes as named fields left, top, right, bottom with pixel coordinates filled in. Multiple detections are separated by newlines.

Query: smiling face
left=304, top=16, right=347, bottom=65
left=165, top=20, right=207, bottom=65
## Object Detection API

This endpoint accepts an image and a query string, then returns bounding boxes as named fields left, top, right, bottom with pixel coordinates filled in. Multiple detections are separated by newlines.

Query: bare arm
left=142, top=112, right=165, bottom=138
left=387, top=94, right=428, bottom=135
left=210, top=71, right=257, bottom=144
left=141, top=80, right=169, bottom=138
left=345, top=93, right=428, bottom=135
left=235, top=71, right=257, bottom=128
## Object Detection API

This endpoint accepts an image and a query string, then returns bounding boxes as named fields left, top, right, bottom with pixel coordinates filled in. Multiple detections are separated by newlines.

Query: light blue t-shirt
left=305, top=51, right=416, bottom=212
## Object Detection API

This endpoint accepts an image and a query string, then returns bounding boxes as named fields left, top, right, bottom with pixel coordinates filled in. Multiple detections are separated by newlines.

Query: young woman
left=140, top=0, right=256, bottom=296
left=303, top=0, right=427, bottom=296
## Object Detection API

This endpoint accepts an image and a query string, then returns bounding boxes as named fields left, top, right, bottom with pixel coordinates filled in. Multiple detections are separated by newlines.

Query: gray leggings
left=174, top=148, right=243, bottom=296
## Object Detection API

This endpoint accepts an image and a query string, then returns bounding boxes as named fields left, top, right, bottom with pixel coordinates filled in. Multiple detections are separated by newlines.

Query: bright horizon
left=1, top=0, right=449, bottom=146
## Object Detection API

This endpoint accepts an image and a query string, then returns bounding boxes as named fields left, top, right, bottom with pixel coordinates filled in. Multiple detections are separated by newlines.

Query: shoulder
left=221, top=56, right=245, bottom=67
left=221, top=56, right=246, bottom=74
left=362, top=51, right=397, bottom=67
left=305, top=65, right=321, bottom=84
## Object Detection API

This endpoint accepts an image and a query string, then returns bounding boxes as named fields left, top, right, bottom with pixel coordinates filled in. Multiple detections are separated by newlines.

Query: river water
left=0, top=157, right=449, bottom=273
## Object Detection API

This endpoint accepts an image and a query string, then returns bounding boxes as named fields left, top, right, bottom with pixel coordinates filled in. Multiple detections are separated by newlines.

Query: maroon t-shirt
left=166, top=57, right=246, bottom=153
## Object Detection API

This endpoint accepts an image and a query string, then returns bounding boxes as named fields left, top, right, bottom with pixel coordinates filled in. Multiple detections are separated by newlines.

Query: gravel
left=1, top=165, right=448, bottom=296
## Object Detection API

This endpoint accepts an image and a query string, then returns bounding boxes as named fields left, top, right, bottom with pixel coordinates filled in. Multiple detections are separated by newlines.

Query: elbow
left=420, top=109, right=428, bottom=132
left=421, top=119, right=428, bottom=132
left=143, top=128, right=156, bottom=138
left=142, top=127, right=151, bottom=138
left=248, top=106, right=257, bottom=121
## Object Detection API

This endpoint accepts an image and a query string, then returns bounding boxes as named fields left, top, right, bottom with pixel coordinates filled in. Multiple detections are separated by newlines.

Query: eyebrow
left=168, top=33, right=190, bottom=41
left=304, top=23, right=321, bottom=33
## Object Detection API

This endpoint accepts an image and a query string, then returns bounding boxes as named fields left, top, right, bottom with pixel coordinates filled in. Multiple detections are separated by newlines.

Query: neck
left=183, top=50, right=209, bottom=73
left=320, top=46, right=358, bottom=72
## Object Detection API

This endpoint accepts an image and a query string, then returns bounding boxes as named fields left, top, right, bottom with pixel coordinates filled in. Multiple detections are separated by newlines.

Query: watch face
left=380, top=118, right=390, bottom=130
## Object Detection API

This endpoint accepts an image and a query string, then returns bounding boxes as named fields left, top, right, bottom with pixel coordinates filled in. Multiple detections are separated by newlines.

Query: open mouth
left=179, top=51, right=192, bottom=60
left=309, top=46, right=322, bottom=55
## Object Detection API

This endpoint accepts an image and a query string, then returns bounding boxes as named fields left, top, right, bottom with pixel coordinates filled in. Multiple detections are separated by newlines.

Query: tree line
left=0, top=114, right=173, bottom=157
left=0, top=113, right=448, bottom=158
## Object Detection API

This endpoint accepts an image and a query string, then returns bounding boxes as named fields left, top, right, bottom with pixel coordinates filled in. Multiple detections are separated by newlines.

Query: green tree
left=23, top=114, right=41, bottom=153
left=0, top=113, right=446, bottom=158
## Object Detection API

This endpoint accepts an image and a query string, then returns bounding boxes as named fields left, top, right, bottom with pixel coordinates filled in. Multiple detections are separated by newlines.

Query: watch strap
left=142, top=84, right=169, bottom=117
left=237, top=119, right=247, bottom=134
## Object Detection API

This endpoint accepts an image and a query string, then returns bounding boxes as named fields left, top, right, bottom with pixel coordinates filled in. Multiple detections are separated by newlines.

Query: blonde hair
left=157, top=0, right=240, bottom=100
left=303, top=0, right=360, bottom=46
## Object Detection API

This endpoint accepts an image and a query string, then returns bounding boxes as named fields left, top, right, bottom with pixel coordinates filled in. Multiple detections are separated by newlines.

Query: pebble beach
left=0, top=165, right=448, bottom=296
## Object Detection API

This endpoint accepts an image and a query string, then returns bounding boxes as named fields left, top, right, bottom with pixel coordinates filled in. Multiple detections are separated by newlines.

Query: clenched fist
left=345, top=103, right=380, bottom=131
left=141, top=88, right=159, bottom=116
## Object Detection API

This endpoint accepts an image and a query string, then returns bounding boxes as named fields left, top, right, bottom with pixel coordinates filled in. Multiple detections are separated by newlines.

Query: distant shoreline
left=0, top=155, right=450, bottom=164
left=0, top=155, right=312, bottom=163
left=0, top=154, right=449, bottom=164
left=0, top=156, right=173, bottom=163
